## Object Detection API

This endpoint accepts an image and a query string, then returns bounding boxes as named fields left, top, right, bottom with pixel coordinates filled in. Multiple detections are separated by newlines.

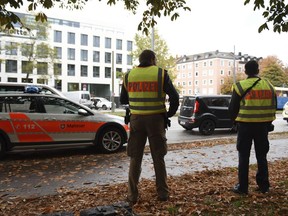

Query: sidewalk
left=140, top=138, right=288, bottom=179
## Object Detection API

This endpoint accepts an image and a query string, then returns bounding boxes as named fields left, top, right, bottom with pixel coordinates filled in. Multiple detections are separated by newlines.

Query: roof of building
left=176, top=50, right=262, bottom=64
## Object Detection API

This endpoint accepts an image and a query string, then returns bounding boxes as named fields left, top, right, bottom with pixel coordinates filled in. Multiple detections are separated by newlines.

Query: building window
left=5, top=42, right=18, bottom=55
left=209, top=79, right=213, bottom=85
left=116, top=68, right=122, bottom=78
left=81, top=49, right=88, bottom=61
left=54, top=30, right=62, bottom=43
left=220, top=79, right=224, bottom=85
left=37, top=62, right=48, bottom=75
left=220, top=70, right=224, bottom=75
left=93, top=66, right=100, bottom=77
left=105, top=67, right=111, bottom=78
left=22, top=61, right=32, bottom=74
left=68, top=32, right=75, bottom=44
left=116, top=39, right=122, bottom=50
left=21, top=43, right=33, bottom=57
left=105, top=37, right=111, bottom=49
left=68, top=64, right=75, bottom=76
left=203, top=80, right=207, bottom=85
left=21, top=78, right=32, bottom=83
left=127, top=55, right=132, bottom=65
left=81, top=34, right=88, bottom=46
left=54, top=63, right=62, bottom=75
left=6, top=60, right=17, bottom=73
left=127, top=40, right=133, bottom=51
left=81, top=65, right=88, bottom=77
left=67, top=48, right=75, bottom=60
left=54, top=47, right=62, bottom=59
left=182, top=81, right=186, bottom=86
left=195, top=63, right=198, bottom=68
left=195, top=71, right=199, bottom=77
left=116, top=53, right=122, bottom=64
left=93, top=51, right=100, bottom=62
left=105, top=52, right=111, bottom=63
left=7, top=77, right=17, bottom=82
left=93, top=36, right=100, bottom=47
left=210, top=61, right=213, bottom=66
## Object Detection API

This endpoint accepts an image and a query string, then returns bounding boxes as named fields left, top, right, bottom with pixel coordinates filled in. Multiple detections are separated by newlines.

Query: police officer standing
left=229, top=60, right=277, bottom=195
left=120, top=49, right=179, bottom=205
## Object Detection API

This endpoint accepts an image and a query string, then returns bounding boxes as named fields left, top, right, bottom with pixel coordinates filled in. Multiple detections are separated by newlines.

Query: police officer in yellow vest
left=120, top=49, right=179, bottom=205
left=229, top=60, right=277, bottom=195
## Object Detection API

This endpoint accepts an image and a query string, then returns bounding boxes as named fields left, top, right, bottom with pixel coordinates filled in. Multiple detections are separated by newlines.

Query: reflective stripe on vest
left=234, top=78, right=276, bottom=122
left=125, top=66, right=166, bottom=115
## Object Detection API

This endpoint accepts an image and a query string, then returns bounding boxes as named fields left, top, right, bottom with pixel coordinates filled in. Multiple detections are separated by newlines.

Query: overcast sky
left=37, top=0, right=288, bottom=65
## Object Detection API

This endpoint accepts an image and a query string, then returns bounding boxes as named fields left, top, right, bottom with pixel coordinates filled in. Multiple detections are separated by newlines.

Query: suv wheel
left=199, top=119, right=215, bottom=135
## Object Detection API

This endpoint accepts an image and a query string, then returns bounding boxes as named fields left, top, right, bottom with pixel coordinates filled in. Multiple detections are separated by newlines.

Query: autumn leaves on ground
left=0, top=137, right=287, bottom=216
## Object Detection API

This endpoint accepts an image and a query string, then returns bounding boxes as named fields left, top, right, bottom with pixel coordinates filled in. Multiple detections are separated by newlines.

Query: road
left=166, top=113, right=287, bottom=144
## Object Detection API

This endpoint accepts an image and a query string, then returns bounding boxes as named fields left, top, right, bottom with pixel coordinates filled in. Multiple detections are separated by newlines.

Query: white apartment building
left=175, top=50, right=261, bottom=97
left=0, top=12, right=133, bottom=105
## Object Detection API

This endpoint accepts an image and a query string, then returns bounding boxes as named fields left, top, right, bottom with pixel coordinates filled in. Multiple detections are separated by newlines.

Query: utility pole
left=151, top=15, right=154, bottom=51
left=111, top=51, right=115, bottom=112
left=233, top=45, right=236, bottom=83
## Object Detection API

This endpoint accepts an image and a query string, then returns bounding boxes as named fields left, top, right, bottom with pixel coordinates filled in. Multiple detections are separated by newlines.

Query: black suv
left=178, top=95, right=233, bottom=135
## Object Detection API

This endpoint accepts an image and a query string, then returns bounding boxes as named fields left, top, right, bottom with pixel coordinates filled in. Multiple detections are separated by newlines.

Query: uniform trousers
left=237, top=122, right=270, bottom=192
left=127, top=113, right=168, bottom=202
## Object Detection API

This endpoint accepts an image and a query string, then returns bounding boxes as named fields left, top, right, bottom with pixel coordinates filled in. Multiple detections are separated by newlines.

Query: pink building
left=175, top=50, right=261, bottom=97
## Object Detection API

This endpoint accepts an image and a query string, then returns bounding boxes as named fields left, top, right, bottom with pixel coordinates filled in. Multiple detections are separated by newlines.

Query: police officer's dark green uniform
left=229, top=60, right=276, bottom=194
left=120, top=50, right=179, bottom=204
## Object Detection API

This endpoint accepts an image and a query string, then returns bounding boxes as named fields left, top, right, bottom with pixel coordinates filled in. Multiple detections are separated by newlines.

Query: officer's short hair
left=139, top=49, right=156, bottom=64
left=245, top=60, right=259, bottom=75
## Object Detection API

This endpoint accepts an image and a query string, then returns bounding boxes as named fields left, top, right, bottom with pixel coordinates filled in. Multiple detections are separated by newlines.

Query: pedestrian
left=120, top=49, right=179, bottom=205
left=228, top=60, right=277, bottom=195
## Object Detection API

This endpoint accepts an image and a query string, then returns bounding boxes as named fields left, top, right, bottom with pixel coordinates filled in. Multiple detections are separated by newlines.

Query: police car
left=0, top=86, right=129, bottom=158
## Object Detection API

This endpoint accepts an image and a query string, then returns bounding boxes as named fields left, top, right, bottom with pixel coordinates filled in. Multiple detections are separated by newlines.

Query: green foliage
left=4, top=15, right=56, bottom=83
left=259, top=56, right=288, bottom=86
left=131, top=29, right=177, bottom=83
left=261, top=64, right=286, bottom=87
left=244, top=0, right=288, bottom=33
left=220, top=72, right=246, bottom=95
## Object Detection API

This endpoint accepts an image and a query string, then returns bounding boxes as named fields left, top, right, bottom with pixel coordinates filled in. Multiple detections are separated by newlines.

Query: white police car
left=0, top=86, right=129, bottom=158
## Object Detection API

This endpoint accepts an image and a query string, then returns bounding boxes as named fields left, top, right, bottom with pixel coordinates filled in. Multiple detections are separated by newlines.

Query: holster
left=124, top=108, right=130, bottom=125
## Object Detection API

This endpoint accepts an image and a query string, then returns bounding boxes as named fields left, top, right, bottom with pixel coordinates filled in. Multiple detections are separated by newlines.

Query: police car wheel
left=0, top=136, right=6, bottom=159
left=199, top=119, right=215, bottom=135
left=102, top=105, right=108, bottom=110
left=97, top=127, right=124, bottom=153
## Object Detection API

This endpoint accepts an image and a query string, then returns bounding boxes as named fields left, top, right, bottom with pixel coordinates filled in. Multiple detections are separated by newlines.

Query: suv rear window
left=202, top=98, right=230, bottom=107
left=182, top=97, right=195, bottom=106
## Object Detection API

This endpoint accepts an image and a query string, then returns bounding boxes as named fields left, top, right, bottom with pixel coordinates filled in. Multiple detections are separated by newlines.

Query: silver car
left=0, top=92, right=129, bottom=158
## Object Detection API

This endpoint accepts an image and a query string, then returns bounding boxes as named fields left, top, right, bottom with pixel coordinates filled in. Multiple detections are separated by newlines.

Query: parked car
left=91, top=97, right=115, bottom=110
left=63, top=91, right=94, bottom=109
left=0, top=88, right=129, bottom=158
left=282, top=101, right=288, bottom=122
left=0, top=82, right=65, bottom=97
left=178, top=95, right=234, bottom=135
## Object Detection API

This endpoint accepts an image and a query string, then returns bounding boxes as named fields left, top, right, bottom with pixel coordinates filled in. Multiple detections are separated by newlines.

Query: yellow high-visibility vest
left=124, top=65, right=166, bottom=115
left=233, top=78, right=276, bottom=122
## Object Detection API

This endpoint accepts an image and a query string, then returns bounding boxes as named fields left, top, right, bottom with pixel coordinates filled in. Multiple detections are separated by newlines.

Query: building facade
left=175, top=50, right=261, bottom=97
left=0, top=12, right=133, bottom=103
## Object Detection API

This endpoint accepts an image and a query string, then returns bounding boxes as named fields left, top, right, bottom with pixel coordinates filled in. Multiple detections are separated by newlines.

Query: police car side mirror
left=78, top=108, right=89, bottom=116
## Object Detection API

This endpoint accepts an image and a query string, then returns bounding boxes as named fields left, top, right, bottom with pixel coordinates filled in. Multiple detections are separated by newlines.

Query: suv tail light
left=194, top=100, right=199, bottom=113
